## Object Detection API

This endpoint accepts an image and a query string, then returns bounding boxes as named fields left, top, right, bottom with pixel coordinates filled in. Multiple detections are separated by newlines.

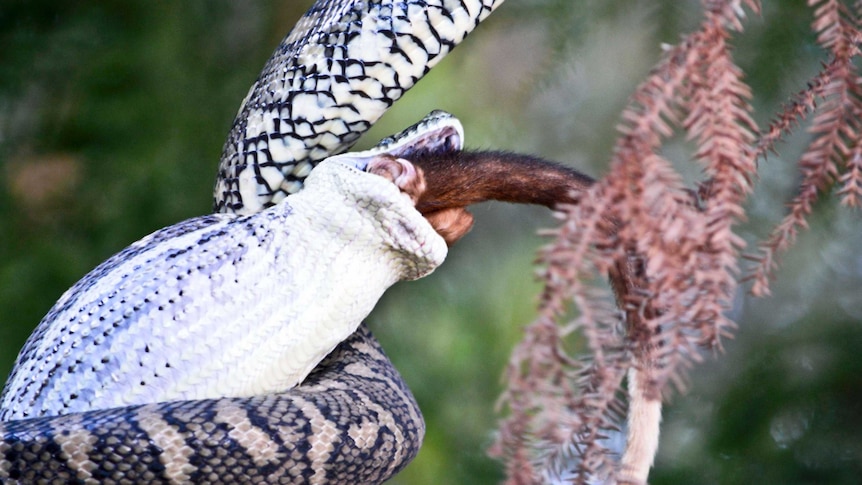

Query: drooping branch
left=749, top=0, right=862, bottom=295
left=492, top=1, right=762, bottom=483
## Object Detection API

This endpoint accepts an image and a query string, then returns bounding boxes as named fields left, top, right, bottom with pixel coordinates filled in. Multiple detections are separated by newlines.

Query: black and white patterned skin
left=1, top=326, right=425, bottom=484
left=0, top=0, right=505, bottom=483
left=216, top=0, right=501, bottom=215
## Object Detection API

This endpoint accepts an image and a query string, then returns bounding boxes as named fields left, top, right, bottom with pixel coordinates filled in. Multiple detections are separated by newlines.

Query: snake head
left=327, top=153, right=474, bottom=247
left=367, top=155, right=474, bottom=246
left=323, top=111, right=473, bottom=246
left=366, top=111, right=473, bottom=246
left=372, top=110, right=464, bottom=158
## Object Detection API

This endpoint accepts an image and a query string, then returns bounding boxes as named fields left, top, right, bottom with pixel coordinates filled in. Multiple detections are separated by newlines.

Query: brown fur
left=410, top=150, right=595, bottom=213
left=382, top=150, right=595, bottom=245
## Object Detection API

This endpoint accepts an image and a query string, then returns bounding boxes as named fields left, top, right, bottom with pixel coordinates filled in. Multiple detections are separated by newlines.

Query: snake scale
left=0, top=0, right=508, bottom=483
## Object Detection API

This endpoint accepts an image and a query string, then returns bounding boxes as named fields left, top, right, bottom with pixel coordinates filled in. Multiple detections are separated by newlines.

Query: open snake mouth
left=325, top=110, right=463, bottom=180
left=358, top=110, right=464, bottom=161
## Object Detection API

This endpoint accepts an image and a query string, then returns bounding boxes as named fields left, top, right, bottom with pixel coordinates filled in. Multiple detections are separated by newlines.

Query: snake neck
left=293, top=159, right=448, bottom=281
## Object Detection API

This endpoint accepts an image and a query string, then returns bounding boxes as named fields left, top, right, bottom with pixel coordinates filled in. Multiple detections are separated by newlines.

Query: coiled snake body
left=0, top=0, right=505, bottom=483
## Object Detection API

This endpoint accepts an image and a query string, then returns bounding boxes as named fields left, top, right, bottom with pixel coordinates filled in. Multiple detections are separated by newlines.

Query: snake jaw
left=329, top=152, right=474, bottom=247
left=320, top=110, right=475, bottom=246
left=327, top=154, right=372, bottom=172
left=324, top=110, right=464, bottom=206
left=345, top=110, right=464, bottom=164
left=323, top=153, right=426, bottom=206
left=371, top=110, right=464, bottom=159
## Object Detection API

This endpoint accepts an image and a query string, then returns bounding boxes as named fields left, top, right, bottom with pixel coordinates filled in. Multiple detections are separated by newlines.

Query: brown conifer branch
left=493, top=0, right=862, bottom=481
left=485, top=1, right=846, bottom=483
left=679, top=11, right=758, bottom=349
left=837, top=143, right=862, bottom=206
left=493, top=2, right=762, bottom=481
left=749, top=0, right=862, bottom=295
left=492, top=184, right=629, bottom=483
left=756, top=61, right=836, bottom=158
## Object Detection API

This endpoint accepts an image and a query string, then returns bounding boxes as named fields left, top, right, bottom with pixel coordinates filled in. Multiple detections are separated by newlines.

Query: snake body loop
left=0, top=326, right=425, bottom=484
left=1, top=0, right=504, bottom=482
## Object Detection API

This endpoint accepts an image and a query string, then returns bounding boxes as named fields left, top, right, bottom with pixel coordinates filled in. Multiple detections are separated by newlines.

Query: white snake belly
left=0, top=159, right=446, bottom=420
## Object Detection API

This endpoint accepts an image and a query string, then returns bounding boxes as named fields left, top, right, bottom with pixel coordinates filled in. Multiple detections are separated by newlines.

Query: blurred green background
left=1, top=1, right=861, bottom=483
